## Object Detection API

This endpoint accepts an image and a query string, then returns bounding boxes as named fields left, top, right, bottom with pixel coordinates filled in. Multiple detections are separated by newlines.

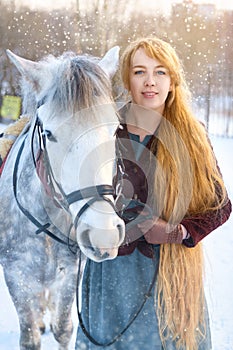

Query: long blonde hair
left=120, top=37, right=227, bottom=349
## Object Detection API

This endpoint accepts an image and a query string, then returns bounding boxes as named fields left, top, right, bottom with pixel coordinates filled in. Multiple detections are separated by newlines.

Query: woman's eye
left=45, top=130, right=57, bottom=142
left=156, top=70, right=166, bottom=75
left=134, top=70, right=144, bottom=75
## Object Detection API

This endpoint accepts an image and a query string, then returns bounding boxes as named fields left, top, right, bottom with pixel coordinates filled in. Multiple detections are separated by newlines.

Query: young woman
left=75, top=37, right=232, bottom=350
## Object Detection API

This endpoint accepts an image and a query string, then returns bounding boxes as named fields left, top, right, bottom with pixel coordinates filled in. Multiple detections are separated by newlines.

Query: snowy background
left=0, top=0, right=232, bottom=348
left=0, top=123, right=232, bottom=349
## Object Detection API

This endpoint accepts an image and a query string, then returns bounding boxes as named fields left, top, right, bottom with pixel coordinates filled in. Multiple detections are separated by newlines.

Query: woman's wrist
left=166, top=224, right=190, bottom=244
left=180, top=224, right=190, bottom=240
left=166, top=224, right=183, bottom=244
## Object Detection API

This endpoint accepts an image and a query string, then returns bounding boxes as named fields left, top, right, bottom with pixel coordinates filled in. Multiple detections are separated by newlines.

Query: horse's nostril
left=117, top=223, right=125, bottom=244
left=117, top=224, right=122, bottom=231
left=80, top=229, right=92, bottom=250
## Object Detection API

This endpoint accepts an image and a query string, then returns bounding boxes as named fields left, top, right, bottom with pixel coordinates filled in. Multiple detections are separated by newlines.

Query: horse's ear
left=6, top=50, right=45, bottom=94
left=98, top=46, right=120, bottom=78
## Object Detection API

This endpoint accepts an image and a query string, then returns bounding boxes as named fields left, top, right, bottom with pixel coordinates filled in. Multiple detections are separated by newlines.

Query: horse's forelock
left=51, top=55, right=112, bottom=114
left=20, top=53, right=113, bottom=122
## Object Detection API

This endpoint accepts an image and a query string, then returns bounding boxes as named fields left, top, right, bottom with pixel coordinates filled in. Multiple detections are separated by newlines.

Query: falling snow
left=0, top=1, right=232, bottom=347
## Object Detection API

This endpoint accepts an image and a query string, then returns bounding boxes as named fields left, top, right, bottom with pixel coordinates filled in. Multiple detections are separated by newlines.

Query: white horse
left=0, top=47, right=125, bottom=349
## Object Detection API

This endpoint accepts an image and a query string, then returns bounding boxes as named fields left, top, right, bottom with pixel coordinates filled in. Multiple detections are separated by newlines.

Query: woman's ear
left=125, top=82, right=130, bottom=92
left=169, top=82, right=173, bottom=92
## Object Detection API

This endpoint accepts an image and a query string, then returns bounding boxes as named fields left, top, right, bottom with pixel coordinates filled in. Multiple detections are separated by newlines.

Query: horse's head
left=6, top=47, right=125, bottom=262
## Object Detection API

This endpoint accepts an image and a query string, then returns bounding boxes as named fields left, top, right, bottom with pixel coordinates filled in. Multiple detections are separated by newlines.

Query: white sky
left=10, top=0, right=233, bottom=12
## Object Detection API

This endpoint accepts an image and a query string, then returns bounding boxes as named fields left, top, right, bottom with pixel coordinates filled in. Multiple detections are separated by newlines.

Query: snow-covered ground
left=203, top=136, right=233, bottom=349
left=0, top=122, right=232, bottom=349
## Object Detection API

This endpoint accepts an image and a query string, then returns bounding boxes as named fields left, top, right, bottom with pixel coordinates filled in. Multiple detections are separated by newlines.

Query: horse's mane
left=21, top=52, right=113, bottom=117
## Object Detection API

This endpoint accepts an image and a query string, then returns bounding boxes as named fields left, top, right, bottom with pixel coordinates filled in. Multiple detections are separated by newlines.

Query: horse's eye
left=45, top=130, right=57, bottom=142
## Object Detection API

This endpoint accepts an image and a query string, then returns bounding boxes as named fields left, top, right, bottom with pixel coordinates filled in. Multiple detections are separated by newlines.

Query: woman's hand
left=138, top=217, right=186, bottom=244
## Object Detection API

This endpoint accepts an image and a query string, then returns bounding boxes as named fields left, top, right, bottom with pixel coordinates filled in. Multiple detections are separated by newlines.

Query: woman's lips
left=142, top=91, right=158, bottom=98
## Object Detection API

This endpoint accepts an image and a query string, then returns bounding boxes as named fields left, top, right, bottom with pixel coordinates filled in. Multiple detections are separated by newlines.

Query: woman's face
left=129, top=47, right=172, bottom=114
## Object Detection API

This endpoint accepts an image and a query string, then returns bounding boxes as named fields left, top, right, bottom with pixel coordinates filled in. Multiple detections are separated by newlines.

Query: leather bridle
left=13, top=111, right=119, bottom=254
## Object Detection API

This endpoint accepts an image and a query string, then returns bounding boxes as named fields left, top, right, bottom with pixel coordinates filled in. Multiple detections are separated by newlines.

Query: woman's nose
left=144, top=74, right=156, bottom=86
